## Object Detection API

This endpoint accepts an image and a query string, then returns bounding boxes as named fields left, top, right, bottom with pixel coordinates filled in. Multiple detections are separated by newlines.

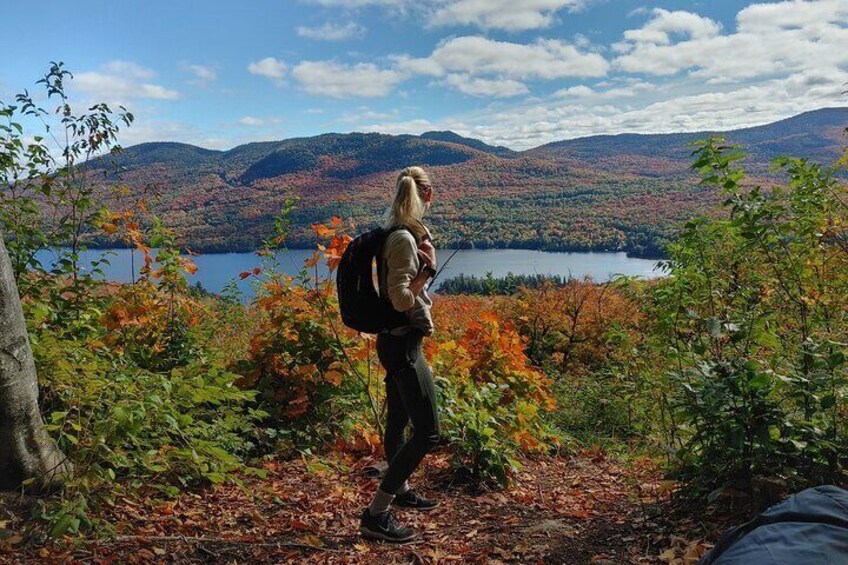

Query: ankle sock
left=396, top=481, right=411, bottom=495
left=368, top=489, right=395, bottom=516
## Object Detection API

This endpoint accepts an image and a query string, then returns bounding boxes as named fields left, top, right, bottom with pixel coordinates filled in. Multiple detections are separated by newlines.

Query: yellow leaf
left=325, top=370, right=343, bottom=387
left=298, top=534, right=325, bottom=548
left=658, top=548, right=677, bottom=563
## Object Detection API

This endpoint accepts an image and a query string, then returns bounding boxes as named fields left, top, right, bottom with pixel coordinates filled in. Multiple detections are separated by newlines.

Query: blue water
left=34, top=247, right=664, bottom=299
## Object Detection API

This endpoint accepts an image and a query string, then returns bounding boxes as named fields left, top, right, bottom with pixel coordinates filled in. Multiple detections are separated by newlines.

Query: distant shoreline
left=77, top=242, right=668, bottom=261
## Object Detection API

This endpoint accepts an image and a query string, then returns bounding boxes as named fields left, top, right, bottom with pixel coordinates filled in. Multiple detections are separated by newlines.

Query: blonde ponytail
left=384, top=166, right=432, bottom=240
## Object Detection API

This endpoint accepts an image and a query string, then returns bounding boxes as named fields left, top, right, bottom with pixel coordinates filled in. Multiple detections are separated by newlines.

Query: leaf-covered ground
left=1, top=450, right=716, bottom=564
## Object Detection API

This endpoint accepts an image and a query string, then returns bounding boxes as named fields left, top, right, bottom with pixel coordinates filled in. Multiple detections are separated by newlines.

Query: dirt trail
left=1, top=450, right=713, bottom=564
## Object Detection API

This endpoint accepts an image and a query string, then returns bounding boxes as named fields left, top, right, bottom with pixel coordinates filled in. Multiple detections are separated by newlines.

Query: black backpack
left=336, top=226, right=413, bottom=334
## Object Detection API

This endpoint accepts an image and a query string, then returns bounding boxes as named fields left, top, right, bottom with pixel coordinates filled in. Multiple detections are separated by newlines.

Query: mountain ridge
left=93, top=107, right=847, bottom=257
left=113, top=107, right=847, bottom=158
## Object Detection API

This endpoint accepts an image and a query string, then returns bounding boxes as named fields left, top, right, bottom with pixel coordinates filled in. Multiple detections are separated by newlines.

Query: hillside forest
left=0, top=64, right=846, bottom=564
left=86, top=98, right=847, bottom=260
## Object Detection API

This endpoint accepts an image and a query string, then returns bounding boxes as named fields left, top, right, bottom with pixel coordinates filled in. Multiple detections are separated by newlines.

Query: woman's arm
left=385, top=232, right=428, bottom=312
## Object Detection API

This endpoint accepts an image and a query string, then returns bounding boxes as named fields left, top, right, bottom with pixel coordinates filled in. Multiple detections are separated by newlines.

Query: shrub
left=235, top=218, right=381, bottom=453
left=428, top=301, right=560, bottom=486
left=498, top=279, right=655, bottom=443
left=22, top=216, right=265, bottom=535
left=650, top=138, right=848, bottom=502
left=26, top=275, right=265, bottom=535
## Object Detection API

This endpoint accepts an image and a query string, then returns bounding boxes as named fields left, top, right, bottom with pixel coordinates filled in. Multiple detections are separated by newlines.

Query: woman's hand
left=418, top=240, right=437, bottom=270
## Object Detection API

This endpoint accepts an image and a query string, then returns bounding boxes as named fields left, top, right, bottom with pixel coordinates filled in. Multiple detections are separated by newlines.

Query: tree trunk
left=0, top=233, right=71, bottom=492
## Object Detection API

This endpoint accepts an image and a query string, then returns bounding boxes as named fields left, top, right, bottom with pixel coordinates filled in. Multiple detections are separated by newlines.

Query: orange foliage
left=427, top=295, right=558, bottom=454
left=504, top=279, right=643, bottom=376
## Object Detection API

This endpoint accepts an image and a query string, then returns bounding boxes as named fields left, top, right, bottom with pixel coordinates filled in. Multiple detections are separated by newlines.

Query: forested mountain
left=530, top=108, right=848, bottom=176
left=92, top=107, right=847, bottom=257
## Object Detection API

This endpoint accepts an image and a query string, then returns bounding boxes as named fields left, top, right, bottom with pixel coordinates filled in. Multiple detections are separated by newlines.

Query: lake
left=34, top=247, right=664, bottom=299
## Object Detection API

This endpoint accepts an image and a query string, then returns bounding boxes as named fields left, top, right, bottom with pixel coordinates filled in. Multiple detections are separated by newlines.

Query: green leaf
left=749, top=372, right=771, bottom=389
left=51, top=515, right=80, bottom=538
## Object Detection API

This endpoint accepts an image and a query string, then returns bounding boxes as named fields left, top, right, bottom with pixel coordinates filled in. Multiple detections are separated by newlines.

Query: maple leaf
left=304, top=252, right=320, bottom=268
left=311, top=223, right=334, bottom=238
left=183, top=260, right=198, bottom=275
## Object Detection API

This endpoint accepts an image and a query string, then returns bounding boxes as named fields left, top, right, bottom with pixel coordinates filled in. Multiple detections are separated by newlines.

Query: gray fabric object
left=699, top=485, right=848, bottom=565
left=368, top=489, right=395, bottom=516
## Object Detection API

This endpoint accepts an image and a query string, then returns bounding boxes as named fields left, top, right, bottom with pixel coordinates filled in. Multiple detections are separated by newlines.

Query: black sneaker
left=393, top=489, right=439, bottom=510
left=359, top=508, right=417, bottom=543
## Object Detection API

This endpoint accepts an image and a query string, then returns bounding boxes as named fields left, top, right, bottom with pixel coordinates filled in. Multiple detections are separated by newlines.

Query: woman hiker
left=359, top=166, right=441, bottom=543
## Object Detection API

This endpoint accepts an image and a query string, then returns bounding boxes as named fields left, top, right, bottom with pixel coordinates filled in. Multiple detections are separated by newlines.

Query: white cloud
left=442, top=74, right=529, bottom=97
left=117, top=119, right=236, bottom=150
left=297, top=21, right=367, bottom=40
left=357, top=65, right=846, bottom=150
left=291, top=61, right=406, bottom=97
left=618, top=8, right=721, bottom=47
left=101, top=60, right=156, bottom=80
left=554, top=79, right=655, bottom=99
left=74, top=61, right=179, bottom=103
left=238, top=116, right=265, bottom=126
left=181, top=63, right=217, bottom=85
left=555, top=84, right=596, bottom=98
left=303, top=0, right=590, bottom=31
left=613, top=1, right=848, bottom=79
left=248, top=57, right=288, bottom=85
left=73, top=0, right=848, bottom=153
left=737, top=0, right=847, bottom=32
left=237, top=116, right=283, bottom=127
left=396, top=36, right=609, bottom=80
left=358, top=118, right=440, bottom=136
left=340, top=106, right=400, bottom=122
left=430, top=0, right=586, bottom=31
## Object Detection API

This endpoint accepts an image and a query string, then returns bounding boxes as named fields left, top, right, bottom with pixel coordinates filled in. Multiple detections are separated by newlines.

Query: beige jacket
left=381, top=228, right=434, bottom=336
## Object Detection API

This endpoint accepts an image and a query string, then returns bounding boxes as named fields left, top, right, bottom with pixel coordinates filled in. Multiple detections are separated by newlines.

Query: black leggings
left=377, top=329, right=441, bottom=495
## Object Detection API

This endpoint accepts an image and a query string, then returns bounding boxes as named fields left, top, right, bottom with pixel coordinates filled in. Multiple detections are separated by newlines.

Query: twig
left=106, top=535, right=343, bottom=553
left=195, top=542, right=220, bottom=559
left=429, top=161, right=491, bottom=286
left=312, top=277, right=385, bottom=439
left=430, top=221, right=489, bottom=286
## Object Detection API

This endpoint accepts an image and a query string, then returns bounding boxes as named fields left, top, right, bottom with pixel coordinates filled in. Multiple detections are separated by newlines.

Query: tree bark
left=0, top=233, right=71, bottom=492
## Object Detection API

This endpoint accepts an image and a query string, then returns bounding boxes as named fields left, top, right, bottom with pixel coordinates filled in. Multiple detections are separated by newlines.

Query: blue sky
left=2, top=0, right=845, bottom=150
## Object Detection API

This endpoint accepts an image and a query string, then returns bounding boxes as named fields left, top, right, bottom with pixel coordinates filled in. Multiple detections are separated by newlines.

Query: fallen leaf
left=298, top=534, right=325, bottom=548
left=659, top=548, right=677, bottom=562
